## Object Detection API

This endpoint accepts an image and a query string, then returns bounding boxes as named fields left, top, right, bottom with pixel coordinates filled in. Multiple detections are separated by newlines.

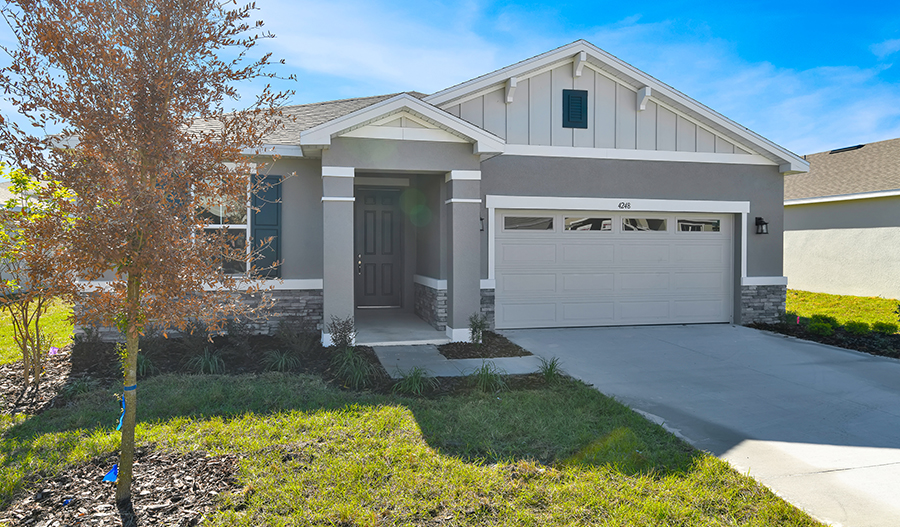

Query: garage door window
left=622, top=218, right=667, bottom=232
left=565, top=217, right=612, bottom=231
left=677, top=219, right=721, bottom=232
left=504, top=216, right=553, bottom=231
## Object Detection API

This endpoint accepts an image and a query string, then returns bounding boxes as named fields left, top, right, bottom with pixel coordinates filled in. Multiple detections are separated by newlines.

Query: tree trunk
left=115, top=272, right=141, bottom=507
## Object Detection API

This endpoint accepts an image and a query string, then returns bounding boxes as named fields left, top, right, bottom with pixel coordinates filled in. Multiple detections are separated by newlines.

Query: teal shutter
left=563, top=89, right=589, bottom=129
left=252, top=175, right=281, bottom=278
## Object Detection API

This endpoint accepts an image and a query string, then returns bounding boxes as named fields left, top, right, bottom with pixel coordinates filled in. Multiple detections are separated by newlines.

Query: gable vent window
left=563, top=89, right=588, bottom=129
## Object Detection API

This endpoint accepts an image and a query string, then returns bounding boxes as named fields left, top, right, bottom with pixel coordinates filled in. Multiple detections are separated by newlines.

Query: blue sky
left=247, top=0, right=900, bottom=155
left=3, top=0, right=900, bottom=156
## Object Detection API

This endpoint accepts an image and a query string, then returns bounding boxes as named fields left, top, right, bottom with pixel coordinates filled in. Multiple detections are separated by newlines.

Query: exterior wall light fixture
left=755, top=217, right=769, bottom=235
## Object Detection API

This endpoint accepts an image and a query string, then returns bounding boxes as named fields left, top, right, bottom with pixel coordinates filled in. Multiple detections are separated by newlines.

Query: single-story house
left=784, top=138, right=900, bottom=299
left=224, top=40, right=808, bottom=344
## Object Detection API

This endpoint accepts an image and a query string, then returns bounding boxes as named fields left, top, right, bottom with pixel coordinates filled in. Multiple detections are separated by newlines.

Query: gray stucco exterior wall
left=480, top=155, right=784, bottom=278
left=323, top=137, right=481, bottom=172
left=270, top=158, right=324, bottom=279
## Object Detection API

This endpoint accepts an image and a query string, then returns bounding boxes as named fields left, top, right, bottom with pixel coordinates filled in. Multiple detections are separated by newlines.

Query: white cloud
left=871, top=38, right=900, bottom=60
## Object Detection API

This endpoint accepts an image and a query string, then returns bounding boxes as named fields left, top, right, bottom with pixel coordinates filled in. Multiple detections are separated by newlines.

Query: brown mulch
left=0, top=346, right=114, bottom=417
left=0, top=448, right=242, bottom=527
left=751, top=322, right=900, bottom=359
left=438, top=331, right=532, bottom=359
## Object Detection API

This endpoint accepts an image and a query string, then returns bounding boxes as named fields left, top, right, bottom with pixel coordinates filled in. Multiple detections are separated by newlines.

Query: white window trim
left=485, top=194, right=751, bottom=281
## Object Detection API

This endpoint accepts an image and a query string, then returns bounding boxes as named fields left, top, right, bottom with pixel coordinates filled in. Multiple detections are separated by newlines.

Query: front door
left=355, top=188, right=402, bottom=307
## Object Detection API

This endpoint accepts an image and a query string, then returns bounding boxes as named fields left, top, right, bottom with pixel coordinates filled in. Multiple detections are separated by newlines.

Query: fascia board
left=784, top=188, right=900, bottom=206
left=426, top=40, right=808, bottom=173
left=299, top=94, right=505, bottom=154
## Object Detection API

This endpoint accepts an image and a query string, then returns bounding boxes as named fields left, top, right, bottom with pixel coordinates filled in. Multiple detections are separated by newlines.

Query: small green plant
left=275, top=320, right=320, bottom=356
left=809, top=314, right=839, bottom=329
left=327, top=315, right=356, bottom=350
left=185, top=347, right=225, bottom=374
left=468, top=312, right=488, bottom=345
left=807, top=321, right=834, bottom=337
left=392, top=366, right=438, bottom=396
left=331, top=346, right=373, bottom=390
left=779, top=310, right=800, bottom=325
left=873, top=321, right=899, bottom=334
left=136, top=353, right=158, bottom=378
left=262, top=348, right=302, bottom=372
left=469, top=360, right=507, bottom=392
left=57, top=377, right=97, bottom=401
left=844, top=321, right=870, bottom=335
left=538, top=356, right=563, bottom=385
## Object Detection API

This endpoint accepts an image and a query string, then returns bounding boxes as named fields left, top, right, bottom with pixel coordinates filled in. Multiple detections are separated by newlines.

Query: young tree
left=0, top=0, right=291, bottom=510
left=0, top=165, right=76, bottom=398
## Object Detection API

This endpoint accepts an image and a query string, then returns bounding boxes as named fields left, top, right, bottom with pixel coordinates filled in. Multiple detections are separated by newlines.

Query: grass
left=0, top=373, right=823, bottom=525
left=0, top=300, right=74, bottom=366
left=786, top=289, right=899, bottom=327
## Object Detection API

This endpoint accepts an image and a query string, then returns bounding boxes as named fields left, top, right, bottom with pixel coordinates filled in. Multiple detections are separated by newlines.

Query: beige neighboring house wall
left=784, top=138, right=900, bottom=300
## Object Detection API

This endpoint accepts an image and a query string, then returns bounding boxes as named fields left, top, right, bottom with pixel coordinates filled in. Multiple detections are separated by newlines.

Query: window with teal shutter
left=252, top=175, right=281, bottom=278
left=563, top=89, right=588, bottom=129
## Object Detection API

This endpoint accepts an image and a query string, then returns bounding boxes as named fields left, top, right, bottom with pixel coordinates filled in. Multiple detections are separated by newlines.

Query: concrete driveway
left=502, top=324, right=900, bottom=527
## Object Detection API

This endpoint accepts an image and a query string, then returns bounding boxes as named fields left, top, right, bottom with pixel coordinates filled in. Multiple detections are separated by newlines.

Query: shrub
left=468, top=313, right=488, bottom=345
left=469, top=360, right=507, bottom=392
left=391, top=366, right=438, bottom=396
left=873, top=321, right=899, bottom=334
left=136, top=353, right=158, bottom=378
left=331, top=346, right=373, bottom=390
left=327, top=316, right=356, bottom=350
left=538, top=356, right=563, bottom=385
left=780, top=310, right=800, bottom=325
left=807, top=321, right=834, bottom=337
left=809, top=314, right=839, bottom=329
left=844, top=321, right=870, bottom=336
left=185, top=347, right=225, bottom=374
left=275, top=320, right=320, bottom=356
left=262, top=348, right=301, bottom=373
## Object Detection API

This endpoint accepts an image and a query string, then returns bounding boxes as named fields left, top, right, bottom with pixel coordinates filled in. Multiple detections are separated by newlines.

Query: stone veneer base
left=76, top=289, right=324, bottom=342
left=740, top=284, right=786, bottom=325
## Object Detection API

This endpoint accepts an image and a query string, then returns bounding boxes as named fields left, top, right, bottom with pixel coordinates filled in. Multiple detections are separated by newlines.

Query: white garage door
left=494, top=210, right=734, bottom=329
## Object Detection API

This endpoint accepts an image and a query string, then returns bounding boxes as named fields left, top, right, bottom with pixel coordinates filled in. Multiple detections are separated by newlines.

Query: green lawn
left=786, top=289, right=899, bottom=327
left=0, top=300, right=74, bottom=365
left=0, top=373, right=823, bottom=526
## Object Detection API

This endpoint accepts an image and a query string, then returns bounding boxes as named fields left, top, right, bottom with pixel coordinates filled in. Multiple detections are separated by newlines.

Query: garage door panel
left=501, top=273, right=557, bottom=293
left=619, top=300, right=670, bottom=320
left=673, top=271, right=726, bottom=291
left=495, top=210, right=733, bottom=329
left=498, top=302, right=557, bottom=325
left=500, top=244, right=556, bottom=264
left=562, top=302, right=615, bottom=322
left=620, top=244, right=669, bottom=263
left=619, top=272, right=670, bottom=291
left=673, top=299, right=727, bottom=319
left=561, top=244, right=615, bottom=263
left=673, top=244, right=727, bottom=263
left=562, top=273, right=615, bottom=292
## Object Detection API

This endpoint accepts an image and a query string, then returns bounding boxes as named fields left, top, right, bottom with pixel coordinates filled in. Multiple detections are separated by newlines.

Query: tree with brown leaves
left=0, top=0, right=292, bottom=511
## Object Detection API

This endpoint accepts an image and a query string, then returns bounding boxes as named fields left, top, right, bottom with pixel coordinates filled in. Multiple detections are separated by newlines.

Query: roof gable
left=299, top=93, right=505, bottom=156
left=425, top=40, right=808, bottom=174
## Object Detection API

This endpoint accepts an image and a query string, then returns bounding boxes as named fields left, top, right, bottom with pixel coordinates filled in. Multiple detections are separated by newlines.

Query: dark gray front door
left=355, top=189, right=402, bottom=307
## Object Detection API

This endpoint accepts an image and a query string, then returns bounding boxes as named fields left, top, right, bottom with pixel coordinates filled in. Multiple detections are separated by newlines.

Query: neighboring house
left=784, top=138, right=900, bottom=299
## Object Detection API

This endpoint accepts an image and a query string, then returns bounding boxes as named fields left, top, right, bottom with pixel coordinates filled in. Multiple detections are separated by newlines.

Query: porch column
left=445, top=170, right=482, bottom=341
left=321, top=166, right=355, bottom=345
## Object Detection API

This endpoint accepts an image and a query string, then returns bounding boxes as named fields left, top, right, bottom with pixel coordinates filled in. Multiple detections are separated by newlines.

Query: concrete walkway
left=502, top=324, right=900, bottom=527
left=373, top=344, right=545, bottom=379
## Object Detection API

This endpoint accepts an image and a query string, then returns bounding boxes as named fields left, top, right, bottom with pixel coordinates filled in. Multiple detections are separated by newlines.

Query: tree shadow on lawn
left=0, top=372, right=704, bottom=507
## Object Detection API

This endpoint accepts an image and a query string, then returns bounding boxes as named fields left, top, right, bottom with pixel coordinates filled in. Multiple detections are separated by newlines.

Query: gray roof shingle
left=188, top=92, right=428, bottom=146
left=785, top=137, right=900, bottom=201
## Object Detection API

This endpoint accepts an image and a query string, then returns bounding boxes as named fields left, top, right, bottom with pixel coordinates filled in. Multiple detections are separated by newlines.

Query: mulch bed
left=0, top=448, right=242, bottom=527
left=751, top=322, right=900, bottom=359
left=438, top=331, right=532, bottom=359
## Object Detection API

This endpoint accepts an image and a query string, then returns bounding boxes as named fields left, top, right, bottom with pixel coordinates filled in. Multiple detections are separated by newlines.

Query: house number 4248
left=618, top=202, right=632, bottom=209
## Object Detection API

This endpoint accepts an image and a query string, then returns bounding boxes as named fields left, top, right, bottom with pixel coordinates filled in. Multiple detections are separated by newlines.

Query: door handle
left=357, top=254, right=361, bottom=275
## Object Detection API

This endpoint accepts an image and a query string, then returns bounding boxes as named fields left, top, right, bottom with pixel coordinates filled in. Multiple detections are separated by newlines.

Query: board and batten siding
left=443, top=63, right=750, bottom=155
